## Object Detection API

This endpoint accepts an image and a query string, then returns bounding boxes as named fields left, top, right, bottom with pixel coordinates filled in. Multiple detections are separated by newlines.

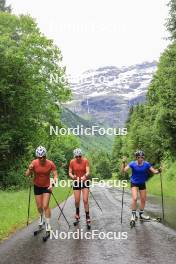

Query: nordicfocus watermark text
left=50, top=125, right=127, bottom=136
left=50, top=72, right=126, bottom=86
left=50, top=179, right=128, bottom=188
left=50, top=229, right=128, bottom=240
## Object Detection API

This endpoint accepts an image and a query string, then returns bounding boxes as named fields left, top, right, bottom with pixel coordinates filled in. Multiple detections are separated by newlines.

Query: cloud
left=8, top=0, right=169, bottom=75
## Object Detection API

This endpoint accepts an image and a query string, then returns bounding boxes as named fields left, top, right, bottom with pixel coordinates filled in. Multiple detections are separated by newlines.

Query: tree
left=111, top=136, right=123, bottom=175
left=110, top=0, right=176, bottom=181
left=166, top=0, right=176, bottom=40
left=0, top=12, right=71, bottom=186
left=0, top=0, right=11, bottom=12
left=88, top=150, right=112, bottom=179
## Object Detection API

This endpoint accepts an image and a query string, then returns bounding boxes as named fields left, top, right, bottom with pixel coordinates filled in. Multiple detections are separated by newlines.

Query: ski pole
left=27, top=184, right=32, bottom=226
left=159, top=171, right=165, bottom=221
left=121, top=159, right=126, bottom=224
left=120, top=186, right=125, bottom=224
left=90, top=190, right=103, bottom=212
left=58, top=185, right=72, bottom=221
left=51, top=192, right=70, bottom=228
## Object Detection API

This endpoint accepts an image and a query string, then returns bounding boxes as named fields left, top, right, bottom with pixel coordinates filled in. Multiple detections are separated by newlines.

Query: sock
left=85, top=211, right=90, bottom=219
left=139, top=209, right=144, bottom=216
left=76, top=207, right=79, bottom=216
left=45, top=217, right=50, bottom=224
left=132, top=210, right=136, bottom=217
left=40, top=214, right=43, bottom=221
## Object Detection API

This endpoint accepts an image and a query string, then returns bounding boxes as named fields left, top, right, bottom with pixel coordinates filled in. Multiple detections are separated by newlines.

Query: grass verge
left=0, top=186, right=72, bottom=241
left=147, top=173, right=176, bottom=198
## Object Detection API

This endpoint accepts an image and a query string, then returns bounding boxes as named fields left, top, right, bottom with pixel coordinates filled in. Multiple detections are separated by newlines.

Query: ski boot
left=139, top=210, right=150, bottom=221
left=73, top=214, right=80, bottom=226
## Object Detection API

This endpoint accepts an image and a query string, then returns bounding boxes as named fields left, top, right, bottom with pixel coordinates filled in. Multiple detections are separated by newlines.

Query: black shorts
left=131, top=182, right=146, bottom=190
left=72, top=180, right=90, bottom=190
left=34, top=185, right=51, bottom=195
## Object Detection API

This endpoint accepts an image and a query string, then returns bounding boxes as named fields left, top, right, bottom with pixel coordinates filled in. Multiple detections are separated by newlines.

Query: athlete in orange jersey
left=25, top=146, right=58, bottom=231
left=69, top=148, right=90, bottom=225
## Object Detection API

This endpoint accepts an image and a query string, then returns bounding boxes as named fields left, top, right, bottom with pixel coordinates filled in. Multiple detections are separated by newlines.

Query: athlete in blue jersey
left=122, top=150, right=161, bottom=221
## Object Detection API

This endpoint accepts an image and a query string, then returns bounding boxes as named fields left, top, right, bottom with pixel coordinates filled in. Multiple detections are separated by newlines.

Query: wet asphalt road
left=0, top=185, right=176, bottom=264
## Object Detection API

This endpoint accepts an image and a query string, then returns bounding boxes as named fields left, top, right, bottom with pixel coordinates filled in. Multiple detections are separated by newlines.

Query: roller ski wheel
left=156, top=217, right=162, bottom=222
left=130, top=220, right=136, bottom=228
left=42, top=231, right=51, bottom=242
left=86, top=219, right=91, bottom=230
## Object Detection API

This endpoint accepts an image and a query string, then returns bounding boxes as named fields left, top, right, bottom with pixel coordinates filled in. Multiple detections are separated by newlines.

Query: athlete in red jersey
left=25, top=146, right=58, bottom=231
left=69, top=148, right=90, bottom=224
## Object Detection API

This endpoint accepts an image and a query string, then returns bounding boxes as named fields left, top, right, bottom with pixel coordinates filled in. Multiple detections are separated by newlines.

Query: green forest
left=0, top=2, right=79, bottom=188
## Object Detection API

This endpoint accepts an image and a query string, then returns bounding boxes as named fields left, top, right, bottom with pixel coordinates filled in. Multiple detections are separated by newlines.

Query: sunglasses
left=75, top=156, right=82, bottom=158
left=38, top=156, right=46, bottom=160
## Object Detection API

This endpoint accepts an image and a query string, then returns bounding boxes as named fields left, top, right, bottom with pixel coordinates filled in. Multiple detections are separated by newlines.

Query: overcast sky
left=8, top=0, right=170, bottom=75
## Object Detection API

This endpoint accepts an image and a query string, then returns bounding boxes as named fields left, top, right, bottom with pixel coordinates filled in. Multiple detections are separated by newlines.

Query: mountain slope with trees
left=111, top=0, right=176, bottom=197
left=0, top=11, right=78, bottom=187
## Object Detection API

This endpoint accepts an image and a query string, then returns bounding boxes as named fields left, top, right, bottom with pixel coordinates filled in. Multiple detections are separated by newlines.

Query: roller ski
left=34, top=215, right=45, bottom=236
left=138, top=210, right=161, bottom=222
left=150, top=216, right=161, bottom=222
left=42, top=223, right=52, bottom=242
left=130, top=210, right=137, bottom=228
left=73, top=215, right=80, bottom=226
left=140, top=216, right=161, bottom=222
left=139, top=215, right=161, bottom=222
left=34, top=225, right=44, bottom=236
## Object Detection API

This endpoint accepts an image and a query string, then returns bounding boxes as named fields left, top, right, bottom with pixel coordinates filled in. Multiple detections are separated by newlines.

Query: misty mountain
left=64, top=61, right=157, bottom=127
